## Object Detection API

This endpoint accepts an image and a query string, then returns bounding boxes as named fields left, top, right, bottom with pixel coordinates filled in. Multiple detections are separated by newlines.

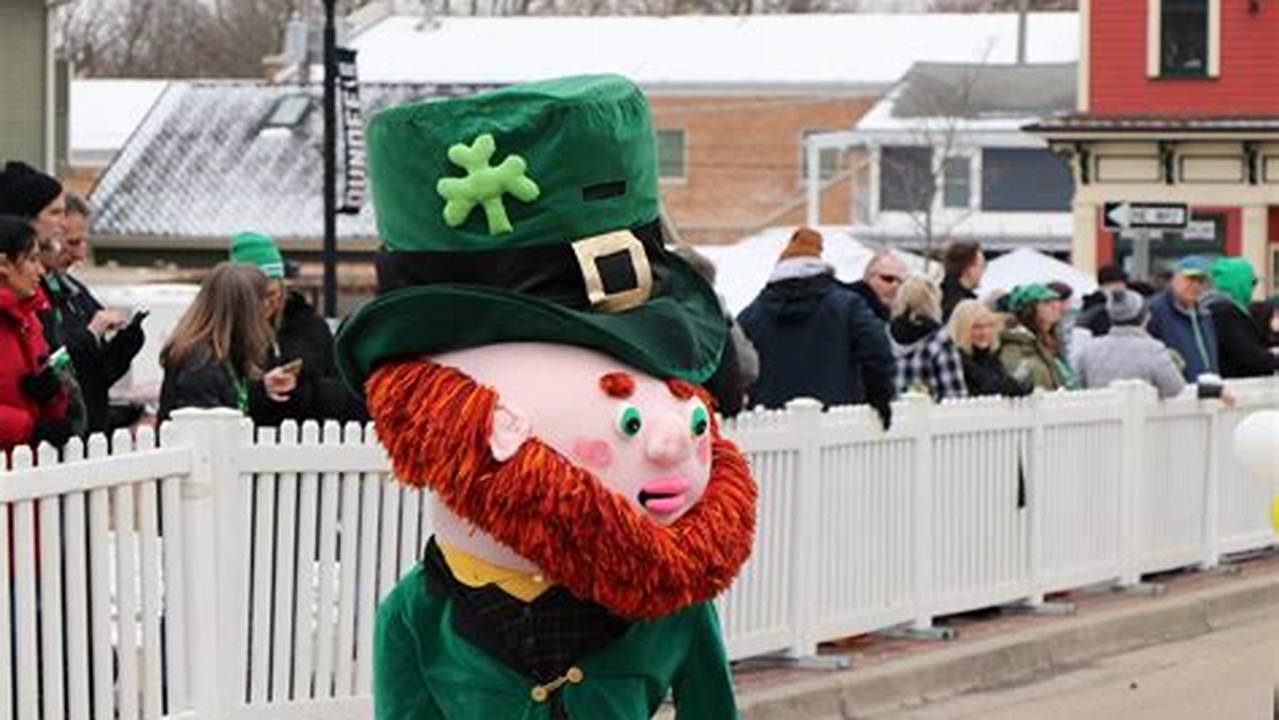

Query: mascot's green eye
left=617, top=406, right=643, bottom=438
left=691, top=406, right=709, bottom=437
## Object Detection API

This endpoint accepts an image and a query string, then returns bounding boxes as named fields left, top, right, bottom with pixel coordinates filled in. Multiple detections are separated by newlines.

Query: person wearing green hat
left=1146, top=255, right=1220, bottom=382
left=229, top=232, right=368, bottom=424
left=337, top=76, right=757, bottom=720
left=1204, top=257, right=1278, bottom=378
left=997, top=283, right=1077, bottom=390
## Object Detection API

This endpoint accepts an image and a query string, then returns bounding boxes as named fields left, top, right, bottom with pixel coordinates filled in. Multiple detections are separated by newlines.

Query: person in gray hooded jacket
left=1076, top=288, right=1185, bottom=399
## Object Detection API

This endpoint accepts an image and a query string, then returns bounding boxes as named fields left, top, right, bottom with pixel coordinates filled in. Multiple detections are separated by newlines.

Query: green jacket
left=997, top=328, right=1064, bottom=391
left=374, top=564, right=739, bottom=720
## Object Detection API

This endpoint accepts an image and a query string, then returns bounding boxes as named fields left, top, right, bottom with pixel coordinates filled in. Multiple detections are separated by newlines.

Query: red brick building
left=1028, top=0, right=1279, bottom=291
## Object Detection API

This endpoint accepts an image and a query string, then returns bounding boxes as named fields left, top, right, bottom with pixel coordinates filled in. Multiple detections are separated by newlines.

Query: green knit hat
left=230, top=232, right=285, bottom=279
left=334, top=75, right=725, bottom=394
left=1007, top=283, right=1061, bottom=312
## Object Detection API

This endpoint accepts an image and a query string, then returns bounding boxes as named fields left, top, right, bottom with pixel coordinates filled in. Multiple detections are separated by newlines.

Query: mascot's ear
left=489, top=402, right=532, bottom=462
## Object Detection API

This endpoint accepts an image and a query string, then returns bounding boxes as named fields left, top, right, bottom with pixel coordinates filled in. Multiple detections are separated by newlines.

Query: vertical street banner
left=337, top=47, right=366, bottom=214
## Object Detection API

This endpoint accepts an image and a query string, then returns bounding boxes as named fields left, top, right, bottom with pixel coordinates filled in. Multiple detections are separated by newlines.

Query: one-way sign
left=1103, top=202, right=1189, bottom=231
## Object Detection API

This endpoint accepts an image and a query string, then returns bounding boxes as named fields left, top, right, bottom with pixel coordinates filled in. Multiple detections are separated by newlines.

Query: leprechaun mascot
left=334, top=76, right=758, bottom=719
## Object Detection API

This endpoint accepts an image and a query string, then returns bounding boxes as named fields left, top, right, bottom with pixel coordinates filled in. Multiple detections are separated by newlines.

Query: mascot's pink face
left=434, top=342, right=713, bottom=524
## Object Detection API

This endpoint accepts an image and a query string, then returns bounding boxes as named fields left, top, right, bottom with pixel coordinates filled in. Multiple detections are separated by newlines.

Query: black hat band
left=375, top=220, right=668, bottom=314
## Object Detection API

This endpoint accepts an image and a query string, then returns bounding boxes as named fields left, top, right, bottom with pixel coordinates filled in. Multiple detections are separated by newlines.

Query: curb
left=731, top=573, right=1279, bottom=720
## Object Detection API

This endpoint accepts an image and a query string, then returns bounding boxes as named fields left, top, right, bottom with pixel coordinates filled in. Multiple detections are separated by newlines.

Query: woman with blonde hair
left=158, top=262, right=297, bottom=421
left=948, top=300, right=1031, bottom=398
left=888, top=275, right=967, bottom=401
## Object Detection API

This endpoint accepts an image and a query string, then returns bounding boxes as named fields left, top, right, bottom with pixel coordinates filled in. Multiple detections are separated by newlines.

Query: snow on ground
left=696, top=226, right=930, bottom=316
left=977, top=247, right=1096, bottom=306
left=350, top=12, right=1079, bottom=86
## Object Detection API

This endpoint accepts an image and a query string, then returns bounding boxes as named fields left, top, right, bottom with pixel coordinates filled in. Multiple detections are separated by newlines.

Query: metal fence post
left=785, top=398, right=824, bottom=657
left=164, top=408, right=250, bottom=719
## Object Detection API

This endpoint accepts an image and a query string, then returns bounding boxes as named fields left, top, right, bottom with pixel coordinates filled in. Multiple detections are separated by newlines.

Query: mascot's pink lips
left=637, top=476, right=692, bottom=515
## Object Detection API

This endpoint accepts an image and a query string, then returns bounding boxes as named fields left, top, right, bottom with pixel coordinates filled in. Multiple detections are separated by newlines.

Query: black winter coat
left=846, top=280, right=891, bottom=323
left=961, top=348, right=1033, bottom=398
left=270, top=292, right=368, bottom=423
left=157, top=348, right=281, bottom=423
left=737, top=272, right=895, bottom=411
left=1206, top=297, right=1279, bottom=379
left=940, top=275, right=976, bottom=322
left=42, top=273, right=145, bottom=433
left=1076, top=291, right=1111, bottom=337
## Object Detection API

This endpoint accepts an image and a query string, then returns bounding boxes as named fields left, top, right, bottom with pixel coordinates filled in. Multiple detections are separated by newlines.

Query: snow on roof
left=71, top=80, right=169, bottom=155
left=695, top=226, right=930, bottom=315
left=350, top=12, right=1079, bottom=88
left=90, top=81, right=480, bottom=242
left=854, top=61, right=1077, bottom=136
left=977, top=246, right=1096, bottom=303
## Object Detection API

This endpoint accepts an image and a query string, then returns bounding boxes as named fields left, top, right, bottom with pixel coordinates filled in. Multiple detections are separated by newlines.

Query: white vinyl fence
left=1, top=378, right=1275, bottom=720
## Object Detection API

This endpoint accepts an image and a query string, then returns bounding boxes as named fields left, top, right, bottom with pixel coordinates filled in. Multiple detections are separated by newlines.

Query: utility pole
left=322, top=0, right=338, bottom=319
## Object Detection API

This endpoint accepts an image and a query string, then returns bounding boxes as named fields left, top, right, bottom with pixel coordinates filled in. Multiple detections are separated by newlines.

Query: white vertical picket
left=0, top=491, right=9, bottom=720
left=137, top=481, right=163, bottom=720
left=11, top=446, right=39, bottom=720
left=313, top=467, right=341, bottom=699
left=36, top=444, right=66, bottom=720
left=270, top=426, right=301, bottom=703
left=334, top=468, right=363, bottom=696
left=398, top=486, right=422, bottom=579
left=160, top=475, right=188, bottom=713
left=115, top=480, right=140, bottom=720
left=61, top=438, right=92, bottom=720
left=293, top=422, right=322, bottom=700
left=248, top=469, right=275, bottom=702
left=355, top=468, right=383, bottom=694
left=377, top=481, right=402, bottom=600
left=84, top=433, right=115, bottom=720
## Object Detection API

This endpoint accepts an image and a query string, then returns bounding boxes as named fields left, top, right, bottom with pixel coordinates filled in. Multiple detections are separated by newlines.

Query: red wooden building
left=1027, top=0, right=1279, bottom=291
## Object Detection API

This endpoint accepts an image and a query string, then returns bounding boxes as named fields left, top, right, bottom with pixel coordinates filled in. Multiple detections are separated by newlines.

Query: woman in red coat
left=0, top=216, right=71, bottom=452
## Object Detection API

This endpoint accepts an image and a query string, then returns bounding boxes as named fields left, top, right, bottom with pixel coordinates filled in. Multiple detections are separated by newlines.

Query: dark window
left=801, top=129, right=840, bottom=182
left=1161, top=0, right=1209, bottom=77
left=880, top=146, right=933, bottom=212
left=657, top=129, right=686, bottom=180
left=980, top=148, right=1074, bottom=212
left=942, top=157, right=971, bottom=208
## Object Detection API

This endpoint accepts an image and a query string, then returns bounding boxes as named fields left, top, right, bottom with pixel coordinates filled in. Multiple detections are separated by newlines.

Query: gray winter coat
left=1075, top=326, right=1186, bottom=399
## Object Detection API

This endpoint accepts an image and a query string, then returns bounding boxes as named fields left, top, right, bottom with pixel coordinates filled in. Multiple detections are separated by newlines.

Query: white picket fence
left=1, top=378, right=1275, bottom=720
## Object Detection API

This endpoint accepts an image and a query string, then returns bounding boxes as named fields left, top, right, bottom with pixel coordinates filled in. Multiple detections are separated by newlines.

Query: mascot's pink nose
left=644, top=415, right=693, bottom=468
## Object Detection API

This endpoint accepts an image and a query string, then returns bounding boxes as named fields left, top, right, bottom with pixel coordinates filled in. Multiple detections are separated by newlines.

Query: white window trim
left=657, top=128, right=688, bottom=185
left=1148, top=0, right=1221, bottom=79
left=799, top=127, right=839, bottom=186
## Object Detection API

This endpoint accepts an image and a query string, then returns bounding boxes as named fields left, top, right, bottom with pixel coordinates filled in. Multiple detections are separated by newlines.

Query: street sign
left=1103, top=202, right=1189, bottom=231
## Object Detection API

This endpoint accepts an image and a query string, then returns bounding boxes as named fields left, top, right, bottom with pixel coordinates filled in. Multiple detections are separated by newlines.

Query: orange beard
left=366, top=359, right=758, bottom=620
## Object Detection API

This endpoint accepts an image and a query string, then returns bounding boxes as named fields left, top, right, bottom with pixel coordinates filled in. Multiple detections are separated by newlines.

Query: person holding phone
left=229, top=232, right=368, bottom=423
left=158, top=263, right=298, bottom=422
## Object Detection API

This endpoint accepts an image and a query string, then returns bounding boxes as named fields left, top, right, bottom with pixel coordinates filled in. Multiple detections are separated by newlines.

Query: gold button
left=566, top=667, right=584, bottom=684
left=530, top=686, right=549, bottom=703
left=532, top=574, right=544, bottom=584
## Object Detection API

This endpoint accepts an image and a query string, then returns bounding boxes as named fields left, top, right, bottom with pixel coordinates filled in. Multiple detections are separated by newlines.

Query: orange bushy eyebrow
left=665, top=379, right=697, bottom=401
left=600, top=372, right=636, bottom=398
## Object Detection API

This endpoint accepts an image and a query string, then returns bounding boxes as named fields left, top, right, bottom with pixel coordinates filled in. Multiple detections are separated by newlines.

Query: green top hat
left=334, top=75, right=725, bottom=393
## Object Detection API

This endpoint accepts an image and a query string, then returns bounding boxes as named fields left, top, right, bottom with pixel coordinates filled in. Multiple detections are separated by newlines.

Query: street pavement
left=873, top=614, right=1278, bottom=720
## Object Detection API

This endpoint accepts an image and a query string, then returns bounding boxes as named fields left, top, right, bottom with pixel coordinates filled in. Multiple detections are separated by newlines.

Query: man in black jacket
left=737, top=228, right=895, bottom=429
left=940, top=241, right=984, bottom=321
left=40, top=194, right=145, bottom=434
left=231, top=232, right=369, bottom=423
left=847, top=249, right=908, bottom=323
left=1077, top=264, right=1129, bottom=338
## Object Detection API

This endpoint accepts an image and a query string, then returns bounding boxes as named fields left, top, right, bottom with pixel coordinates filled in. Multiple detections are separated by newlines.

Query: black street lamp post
left=322, top=0, right=339, bottom=319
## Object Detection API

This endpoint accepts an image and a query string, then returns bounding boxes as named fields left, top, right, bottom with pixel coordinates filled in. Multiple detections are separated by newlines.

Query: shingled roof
left=89, top=81, right=491, bottom=247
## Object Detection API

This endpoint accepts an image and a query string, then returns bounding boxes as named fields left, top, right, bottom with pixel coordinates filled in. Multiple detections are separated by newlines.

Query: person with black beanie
left=0, top=160, right=66, bottom=244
